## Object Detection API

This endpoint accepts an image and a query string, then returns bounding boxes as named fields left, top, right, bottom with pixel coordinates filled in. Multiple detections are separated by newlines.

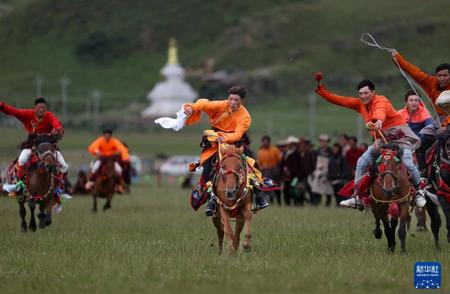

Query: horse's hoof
left=103, top=204, right=111, bottom=211
left=44, top=219, right=52, bottom=226
left=373, top=228, right=382, bottom=239
left=29, top=223, right=37, bottom=232
left=401, top=249, right=407, bottom=255
left=243, top=245, right=251, bottom=253
left=436, top=244, right=441, bottom=251
left=39, top=222, right=45, bottom=229
left=21, top=225, right=28, bottom=233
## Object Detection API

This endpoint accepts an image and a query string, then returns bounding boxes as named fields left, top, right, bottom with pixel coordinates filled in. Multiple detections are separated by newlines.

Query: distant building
left=141, top=38, right=197, bottom=118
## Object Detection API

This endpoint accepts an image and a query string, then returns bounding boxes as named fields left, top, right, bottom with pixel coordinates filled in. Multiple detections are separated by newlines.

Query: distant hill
left=0, top=0, right=448, bottom=136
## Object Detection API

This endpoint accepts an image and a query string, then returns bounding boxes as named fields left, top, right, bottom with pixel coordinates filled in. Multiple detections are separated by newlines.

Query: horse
left=91, top=156, right=117, bottom=212
left=370, top=143, right=413, bottom=253
left=18, top=141, right=57, bottom=232
left=426, top=132, right=450, bottom=244
left=211, top=143, right=253, bottom=254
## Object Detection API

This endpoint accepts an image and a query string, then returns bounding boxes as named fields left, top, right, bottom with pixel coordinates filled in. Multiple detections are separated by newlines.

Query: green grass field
left=0, top=182, right=449, bottom=293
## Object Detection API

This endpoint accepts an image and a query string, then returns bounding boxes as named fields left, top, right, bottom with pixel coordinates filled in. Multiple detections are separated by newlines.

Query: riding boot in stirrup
left=205, top=195, right=217, bottom=217
left=254, top=190, right=269, bottom=211
left=340, top=181, right=362, bottom=209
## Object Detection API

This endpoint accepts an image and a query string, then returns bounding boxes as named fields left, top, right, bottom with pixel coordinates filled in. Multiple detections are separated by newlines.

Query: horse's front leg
left=398, top=214, right=407, bottom=254
left=18, top=199, right=27, bottom=232
left=92, top=193, right=97, bottom=212
left=425, top=200, right=441, bottom=250
left=38, top=204, right=46, bottom=229
left=233, top=214, right=245, bottom=252
left=242, top=200, right=253, bottom=253
left=220, top=206, right=235, bottom=255
left=103, top=192, right=112, bottom=211
left=212, top=214, right=224, bottom=255
left=44, top=199, right=53, bottom=227
left=373, top=217, right=382, bottom=239
left=28, top=200, right=37, bottom=232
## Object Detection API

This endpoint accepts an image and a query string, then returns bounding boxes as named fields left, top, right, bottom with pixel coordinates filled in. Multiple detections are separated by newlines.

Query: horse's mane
left=219, top=143, right=244, bottom=156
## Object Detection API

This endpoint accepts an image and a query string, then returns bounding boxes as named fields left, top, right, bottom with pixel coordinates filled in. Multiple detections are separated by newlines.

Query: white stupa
left=141, top=38, right=197, bottom=118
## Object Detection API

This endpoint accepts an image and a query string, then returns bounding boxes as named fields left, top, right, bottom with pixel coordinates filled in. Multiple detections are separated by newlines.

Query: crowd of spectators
left=256, top=134, right=367, bottom=207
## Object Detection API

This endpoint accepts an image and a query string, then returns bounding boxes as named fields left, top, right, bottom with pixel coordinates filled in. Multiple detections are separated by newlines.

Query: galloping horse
left=17, top=139, right=57, bottom=231
left=371, top=143, right=413, bottom=253
left=91, top=156, right=117, bottom=212
left=427, top=132, right=450, bottom=244
left=211, top=143, right=253, bottom=254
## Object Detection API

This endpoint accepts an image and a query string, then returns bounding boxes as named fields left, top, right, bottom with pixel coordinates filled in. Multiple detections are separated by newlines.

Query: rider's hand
left=217, top=136, right=225, bottom=144
left=184, top=105, right=193, bottom=117
left=373, top=120, right=383, bottom=131
left=390, top=49, right=398, bottom=57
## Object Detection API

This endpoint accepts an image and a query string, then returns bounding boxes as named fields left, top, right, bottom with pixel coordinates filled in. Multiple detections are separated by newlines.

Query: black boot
left=254, top=190, right=269, bottom=211
left=205, top=196, right=217, bottom=216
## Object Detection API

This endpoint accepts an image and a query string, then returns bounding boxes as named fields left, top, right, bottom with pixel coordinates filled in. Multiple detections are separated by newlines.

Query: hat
left=318, top=134, right=330, bottom=142
left=285, top=136, right=300, bottom=144
left=436, top=90, right=450, bottom=114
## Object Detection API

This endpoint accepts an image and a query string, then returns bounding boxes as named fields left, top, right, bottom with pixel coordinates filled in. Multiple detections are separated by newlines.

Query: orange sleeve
left=218, top=113, right=251, bottom=143
left=184, top=99, right=227, bottom=125
left=88, top=137, right=102, bottom=156
left=315, top=85, right=360, bottom=111
left=393, top=53, right=437, bottom=99
left=112, top=138, right=130, bottom=161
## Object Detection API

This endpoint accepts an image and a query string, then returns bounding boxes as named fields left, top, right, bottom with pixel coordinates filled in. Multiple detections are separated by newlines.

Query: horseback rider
left=183, top=85, right=269, bottom=216
left=315, top=79, right=427, bottom=208
left=85, top=129, right=129, bottom=193
left=0, top=97, right=68, bottom=192
left=392, top=51, right=450, bottom=163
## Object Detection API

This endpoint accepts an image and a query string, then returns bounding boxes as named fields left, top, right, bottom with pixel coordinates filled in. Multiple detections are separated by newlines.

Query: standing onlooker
left=345, top=136, right=364, bottom=177
left=297, top=138, right=315, bottom=206
left=280, top=136, right=300, bottom=206
left=257, top=135, right=282, bottom=206
left=328, top=143, right=351, bottom=206
left=308, top=134, right=334, bottom=206
left=339, top=134, right=351, bottom=156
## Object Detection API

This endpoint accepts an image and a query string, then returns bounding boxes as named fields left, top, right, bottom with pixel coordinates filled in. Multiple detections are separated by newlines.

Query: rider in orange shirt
left=85, top=129, right=129, bottom=193
left=184, top=85, right=269, bottom=216
left=316, top=79, right=426, bottom=208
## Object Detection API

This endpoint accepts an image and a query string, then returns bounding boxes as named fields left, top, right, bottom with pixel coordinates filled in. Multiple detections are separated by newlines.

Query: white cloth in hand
left=154, top=107, right=187, bottom=131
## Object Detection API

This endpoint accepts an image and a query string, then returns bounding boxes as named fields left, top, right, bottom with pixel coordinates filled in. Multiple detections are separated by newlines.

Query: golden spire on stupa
left=167, top=38, right=178, bottom=65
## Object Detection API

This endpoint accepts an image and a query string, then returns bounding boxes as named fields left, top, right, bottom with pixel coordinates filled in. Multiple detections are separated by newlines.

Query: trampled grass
left=0, top=182, right=449, bottom=293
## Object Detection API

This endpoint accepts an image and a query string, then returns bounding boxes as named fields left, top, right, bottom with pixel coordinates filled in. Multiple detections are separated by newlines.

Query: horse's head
left=374, top=144, right=402, bottom=198
left=98, top=156, right=117, bottom=179
left=35, top=142, right=56, bottom=173
left=217, top=144, right=245, bottom=201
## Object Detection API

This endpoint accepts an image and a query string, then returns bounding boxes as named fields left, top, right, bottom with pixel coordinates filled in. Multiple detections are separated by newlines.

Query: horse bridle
left=218, top=153, right=245, bottom=200
left=376, top=150, right=401, bottom=191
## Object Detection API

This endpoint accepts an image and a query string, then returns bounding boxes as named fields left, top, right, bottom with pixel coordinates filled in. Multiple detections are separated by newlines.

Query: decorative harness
left=370, top=148, right=412, bottom=204
left=211, top=150, right=249, bottom=211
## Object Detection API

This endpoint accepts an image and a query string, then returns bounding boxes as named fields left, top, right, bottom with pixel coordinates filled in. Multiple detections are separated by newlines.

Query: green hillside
left=0, top=0, right=449, bottom=136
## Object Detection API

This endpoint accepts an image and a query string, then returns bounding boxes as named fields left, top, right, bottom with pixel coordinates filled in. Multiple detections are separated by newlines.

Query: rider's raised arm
left=218, top=114, right=251, bottom=143
left=315, top=84, right=360, bottom=111
left=184, top=99, right=227, bottom=125
left=0, top=101, right=28, bottom=122
left=393, top=52, right=436, bottom=95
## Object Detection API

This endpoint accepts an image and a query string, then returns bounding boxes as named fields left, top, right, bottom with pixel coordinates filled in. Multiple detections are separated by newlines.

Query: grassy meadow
left=0, top=181, right=449, bottom=294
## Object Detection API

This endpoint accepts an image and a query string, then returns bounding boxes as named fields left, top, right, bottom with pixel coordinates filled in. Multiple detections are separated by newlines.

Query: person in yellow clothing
left=257, top=135, right=282, bottom=205
left=85, top=129, right=129, bottom=193
left=183, top=85, right=269, bottom=216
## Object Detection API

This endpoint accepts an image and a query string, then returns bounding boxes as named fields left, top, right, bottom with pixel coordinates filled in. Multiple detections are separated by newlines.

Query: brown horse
left=211, top=144, right=253, bottom=254
left=92, top=156, right=117, bottom=212
left=371, top=144, right=413, bottom=253
left=18, top=142, right=57, bottom=232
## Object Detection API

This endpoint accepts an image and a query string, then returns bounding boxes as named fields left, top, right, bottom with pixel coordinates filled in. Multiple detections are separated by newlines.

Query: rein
left=369, top=185, right=411, bottom=204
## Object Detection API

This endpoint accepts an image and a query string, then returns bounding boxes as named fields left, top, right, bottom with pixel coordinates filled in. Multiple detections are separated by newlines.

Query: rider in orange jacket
left=85, top=129, right=129, bottom=193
